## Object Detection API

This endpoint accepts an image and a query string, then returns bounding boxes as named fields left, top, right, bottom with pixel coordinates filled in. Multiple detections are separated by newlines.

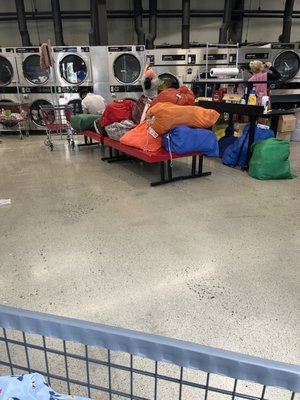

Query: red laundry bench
left=81, top=130, right=212, bottom=186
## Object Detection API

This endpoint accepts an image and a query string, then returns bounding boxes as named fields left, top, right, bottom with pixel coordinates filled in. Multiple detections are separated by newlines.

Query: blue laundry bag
left=162, top=125, right=219, bottom=156
left=222, top=123, right=274, bottom=167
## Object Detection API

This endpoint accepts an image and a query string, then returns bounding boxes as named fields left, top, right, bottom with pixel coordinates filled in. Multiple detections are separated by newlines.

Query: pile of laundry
left=99, top=86, right=220, bottom=156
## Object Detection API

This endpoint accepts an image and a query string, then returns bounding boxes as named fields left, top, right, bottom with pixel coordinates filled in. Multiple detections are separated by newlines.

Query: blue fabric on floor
left=0, top=373, right=89, bottom=400
left=222, top=123, right=274, bottom=167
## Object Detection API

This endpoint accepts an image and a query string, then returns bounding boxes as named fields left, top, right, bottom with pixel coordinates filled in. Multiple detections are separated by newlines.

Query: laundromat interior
left=0, top=1, right=300, bottom=399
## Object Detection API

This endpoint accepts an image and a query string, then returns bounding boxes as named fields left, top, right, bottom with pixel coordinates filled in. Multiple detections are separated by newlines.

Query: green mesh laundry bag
left=248, top=138, right=295, bottom=180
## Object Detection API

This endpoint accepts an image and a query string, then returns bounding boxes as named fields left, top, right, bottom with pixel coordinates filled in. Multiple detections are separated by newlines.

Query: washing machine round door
left=68, top=99, right=82, bottom=114
left=0, top=56, right=13, bottom=86
left=30, top=99, right=52, bottom=127
left=0, top=99, right=18, bottom=127
left=59, top=55, right=87, bottom=84
left=23, top=55, right=50, bottom=85
left=274, top=51, right=300, bottom=80
left=157, top=73, right=180, bottom=93
left=113, top=54, right=141, bottom=83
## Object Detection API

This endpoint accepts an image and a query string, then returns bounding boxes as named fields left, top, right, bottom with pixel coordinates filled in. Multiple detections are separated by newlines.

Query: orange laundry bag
left=150, top=86, right=195, bottom=108
left=146, top=103, right=220, bottom=135
left=120, top=120, right=162, bottom=152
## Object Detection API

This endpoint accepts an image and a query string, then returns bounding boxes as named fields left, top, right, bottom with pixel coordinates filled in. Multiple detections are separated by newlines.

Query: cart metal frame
left=39, top=105, right=74, bottom=151
left=0, top=305, right=299, bottom=400
left=0, top=102, right=29, bottom=140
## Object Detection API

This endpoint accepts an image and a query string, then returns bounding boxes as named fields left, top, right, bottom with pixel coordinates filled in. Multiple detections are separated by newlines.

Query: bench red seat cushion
left=81, top=130, right=203, bottom=163
left=103, top=136, right=202, bottom=163
left=81, top=130, right=104, bottom=143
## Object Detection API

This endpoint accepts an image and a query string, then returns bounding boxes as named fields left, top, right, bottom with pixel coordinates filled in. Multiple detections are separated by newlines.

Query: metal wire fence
left=0, top=305, right=299, bottom=400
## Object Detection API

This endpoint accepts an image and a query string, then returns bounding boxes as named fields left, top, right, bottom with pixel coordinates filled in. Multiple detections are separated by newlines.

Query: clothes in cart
left=0, top=373, right=90, bottom=400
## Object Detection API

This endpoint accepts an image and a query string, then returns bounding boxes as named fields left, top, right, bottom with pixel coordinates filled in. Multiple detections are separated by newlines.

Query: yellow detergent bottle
left=247, top=90, right=257, bottom=105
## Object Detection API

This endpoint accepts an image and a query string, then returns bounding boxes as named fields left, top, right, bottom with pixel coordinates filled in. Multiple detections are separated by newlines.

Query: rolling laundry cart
left=39, top=105, right=74, bottom=151
left=0, top=305, right=299, bottom=400
left=0, top=102, right=29, bottom=139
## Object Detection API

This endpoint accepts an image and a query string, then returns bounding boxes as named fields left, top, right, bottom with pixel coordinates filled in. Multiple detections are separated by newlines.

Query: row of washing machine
left=0, top=45, right=95, bottom=130
left=0, top=43, right=299, bottom=131
left=106, top=45, right=239, bottom=100
left=107, top=43, right=300, bottom=99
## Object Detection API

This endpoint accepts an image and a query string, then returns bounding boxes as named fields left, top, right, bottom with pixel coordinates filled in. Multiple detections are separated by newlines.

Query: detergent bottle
left=247, top=89, right=257, bottom=105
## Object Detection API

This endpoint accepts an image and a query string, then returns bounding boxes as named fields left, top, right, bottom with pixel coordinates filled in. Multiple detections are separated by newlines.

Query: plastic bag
left=105, top=119, right=136, bottom=141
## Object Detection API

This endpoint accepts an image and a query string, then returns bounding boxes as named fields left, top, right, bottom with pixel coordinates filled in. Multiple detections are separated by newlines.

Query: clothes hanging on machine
left=40, top=43, right=54, bottom=69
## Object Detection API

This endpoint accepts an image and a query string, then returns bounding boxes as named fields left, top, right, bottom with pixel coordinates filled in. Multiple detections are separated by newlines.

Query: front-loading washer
left=271, top=43, right=300, bottom=83
left=15, top=47, right=51, bottom=87
left=108, top=45, right=145, bottom=100
left=0, top=47, right=19, bottom=88
left=19, top=86, right=55, bottom=131
left=53, top=46, right=93, bottom=87
left=145, top=49, right=187, bottom=92
left=0, top=87, right=23, bottom=131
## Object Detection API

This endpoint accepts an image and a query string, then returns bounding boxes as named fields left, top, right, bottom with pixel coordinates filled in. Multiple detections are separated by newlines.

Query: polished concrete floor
left=0, top=134, right=299, bottom=367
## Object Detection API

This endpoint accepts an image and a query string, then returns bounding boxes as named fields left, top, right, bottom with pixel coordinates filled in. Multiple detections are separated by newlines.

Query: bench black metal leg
left=102, top=145, right=211, bottom=187
left=192, top=156, right=197, bottom=175
left=151, top=155, right=211, bottom=187
left=160, top=161, right=165, bottom=182
left=198, top=155, right=203, bottom=174
left=102, top=148, right=133, bottom=163
left=167, top=160, right=173, bottom=180
left=77, top=135, right=101, bottom=148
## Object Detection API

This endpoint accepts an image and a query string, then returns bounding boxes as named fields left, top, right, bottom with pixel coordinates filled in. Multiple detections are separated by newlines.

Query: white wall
left=0, top=0, right=299, bottom=46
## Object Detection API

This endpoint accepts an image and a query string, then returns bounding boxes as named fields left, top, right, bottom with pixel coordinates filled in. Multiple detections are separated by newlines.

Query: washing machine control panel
left=0, top=48, right=15, bottom=53
left=20, top=86, right=53, bottom=94
left=229, top=54, right=237, bottom=64
left=162, top=54, right=186, bottom=61
left=108, top=46, right=145, bottom=53
left=0, top=87, right=18, bottom=94
left=54, top=47, right=77, bottom=53
left=16, top=47, right=39, bottom=53
left=187, top=54, right=196, bottom=64
left=110, top=85, right=143, bottom=93
left=244, top=52, right=269, bottom=60
left=204, top=53, right=227, bottom=61
left=56, top=86, right=92, bottom=94
left=271, top=43, right=295, bottom=49
left=146, top=55, right=155, bottom=65
left=108, top=46, right=133, bottom=52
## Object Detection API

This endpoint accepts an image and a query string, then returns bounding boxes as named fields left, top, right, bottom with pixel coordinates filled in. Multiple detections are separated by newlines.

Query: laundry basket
left=0, top=305, right=299, bottom=400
